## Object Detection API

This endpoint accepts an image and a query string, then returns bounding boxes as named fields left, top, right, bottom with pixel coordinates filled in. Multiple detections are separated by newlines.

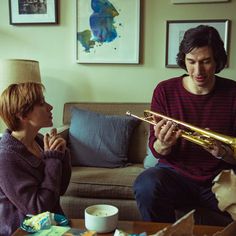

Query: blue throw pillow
left=144, top=145, right=159, bottom=169
left=69, top=107, right=140, bottom=167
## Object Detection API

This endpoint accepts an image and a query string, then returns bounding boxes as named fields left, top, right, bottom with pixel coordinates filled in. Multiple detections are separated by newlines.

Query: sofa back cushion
left=69, top=107, right=140, bottom=167
left=63, top=103, right=150, bottom=164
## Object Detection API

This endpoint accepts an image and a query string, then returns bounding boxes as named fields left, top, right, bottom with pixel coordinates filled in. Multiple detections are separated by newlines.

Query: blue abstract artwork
left=78, top=0, right=119, bottom=52
left=76, top=0, right=140, bottom=63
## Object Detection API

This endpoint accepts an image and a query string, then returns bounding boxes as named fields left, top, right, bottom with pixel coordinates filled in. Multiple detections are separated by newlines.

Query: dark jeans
left=133, top=163, right=229, bottom=223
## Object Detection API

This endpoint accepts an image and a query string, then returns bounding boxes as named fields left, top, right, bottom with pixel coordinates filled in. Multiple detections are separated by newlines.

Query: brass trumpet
left=126, top=110, right=236, bottom=157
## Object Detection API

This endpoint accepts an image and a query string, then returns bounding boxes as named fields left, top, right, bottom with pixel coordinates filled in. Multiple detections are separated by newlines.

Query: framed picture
left=9, top=0, right=58, bottom=25
left=171, top=0, right=229, bottom=3
left=76, top=0, right=140, bottom=64
left=165, top=19, right=230, bottom=68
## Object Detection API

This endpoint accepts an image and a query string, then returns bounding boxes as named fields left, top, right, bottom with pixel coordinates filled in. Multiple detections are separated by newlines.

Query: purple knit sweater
left=0, top=130, right=71, bottom=236
left=149, top=75, right=236, bottom=183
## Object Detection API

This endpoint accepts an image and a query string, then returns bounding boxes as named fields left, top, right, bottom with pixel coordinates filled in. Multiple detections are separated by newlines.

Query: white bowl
left=85, top=204, right=119, bottom=233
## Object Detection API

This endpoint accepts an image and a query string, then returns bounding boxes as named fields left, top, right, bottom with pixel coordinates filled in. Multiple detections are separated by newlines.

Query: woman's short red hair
left=0, top=82, right=45, bottom=131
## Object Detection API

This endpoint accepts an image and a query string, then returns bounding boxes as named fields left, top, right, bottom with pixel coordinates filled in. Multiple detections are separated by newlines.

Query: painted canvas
left=76, top=0, right=140, bottom=63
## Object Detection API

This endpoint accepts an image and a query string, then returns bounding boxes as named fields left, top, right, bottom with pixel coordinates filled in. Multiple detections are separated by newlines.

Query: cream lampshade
left=0, top=59, right=41, bottom=133
left=0, top=59, right=41, bottom=95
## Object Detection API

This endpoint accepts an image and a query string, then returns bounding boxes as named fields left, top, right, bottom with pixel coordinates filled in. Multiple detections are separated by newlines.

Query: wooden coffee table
left=12, top=219, right=224, bottom=236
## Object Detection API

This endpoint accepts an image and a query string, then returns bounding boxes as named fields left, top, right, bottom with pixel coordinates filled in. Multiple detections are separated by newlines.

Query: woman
left=0, top=82, right=71, bottom=235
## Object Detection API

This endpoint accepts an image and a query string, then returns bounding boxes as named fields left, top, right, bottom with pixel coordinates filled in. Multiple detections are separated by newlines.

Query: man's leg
left=200, top=184, right=233, bottom=217
left=133, top=164, right=198, bottom=222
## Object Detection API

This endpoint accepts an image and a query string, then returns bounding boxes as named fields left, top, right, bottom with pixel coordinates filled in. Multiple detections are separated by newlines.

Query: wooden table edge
left=12, top=219, right=225, bottom=236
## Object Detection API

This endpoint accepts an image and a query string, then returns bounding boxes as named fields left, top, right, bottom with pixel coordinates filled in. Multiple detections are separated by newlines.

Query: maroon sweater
left=0, top=130, right=71, bottom=236
left=149, top=75, right=236, bottom=183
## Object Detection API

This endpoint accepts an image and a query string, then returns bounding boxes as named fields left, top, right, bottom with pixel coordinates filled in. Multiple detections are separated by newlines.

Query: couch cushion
left=63, top=103, right=150, bottom=164
left=60, top=196, right=142, bottom=221
left=69, top=107, right=140, bottom=167
left=128, top=122, right=149, bottom=163
left=64, top=164, right=144, bottom=199
left=143, top=144, right=159, bottom=168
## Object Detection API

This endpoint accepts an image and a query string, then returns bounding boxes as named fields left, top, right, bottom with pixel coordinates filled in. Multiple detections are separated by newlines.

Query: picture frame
left=76, top=0, right=140, bottom=64
left=171, top=0, right=229, bottom=3
left=165, top=19, right=230, bottom=68
left=9, top=0, right=58, bottom=25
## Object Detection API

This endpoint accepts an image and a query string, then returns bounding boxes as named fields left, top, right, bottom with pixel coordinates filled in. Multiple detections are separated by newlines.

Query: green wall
left=0, top=0, right=235, bottom=129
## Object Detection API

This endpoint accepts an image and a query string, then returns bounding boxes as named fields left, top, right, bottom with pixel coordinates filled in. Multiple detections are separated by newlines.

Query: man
left=133, top=25, right=236, bottom=224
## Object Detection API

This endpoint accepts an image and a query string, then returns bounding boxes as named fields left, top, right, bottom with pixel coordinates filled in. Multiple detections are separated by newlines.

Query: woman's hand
left=153, top=118, right=182, bottom=155
left=44, top=128, right=66, bottom=153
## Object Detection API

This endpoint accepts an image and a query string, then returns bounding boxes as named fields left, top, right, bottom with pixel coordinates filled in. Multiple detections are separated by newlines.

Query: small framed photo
left=165, top=19, right=230, bottom=68
left=9, top=0, right=58, bottom=25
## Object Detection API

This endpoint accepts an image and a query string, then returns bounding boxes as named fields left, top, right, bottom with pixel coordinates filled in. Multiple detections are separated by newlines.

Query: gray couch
left=60, top=102, right=149, bottom=221
left=59, top=102, right=232, bottom=226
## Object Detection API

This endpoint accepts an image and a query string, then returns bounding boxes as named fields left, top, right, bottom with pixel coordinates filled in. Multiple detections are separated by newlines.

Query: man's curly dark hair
left=176, top=25, right=227, bottom=73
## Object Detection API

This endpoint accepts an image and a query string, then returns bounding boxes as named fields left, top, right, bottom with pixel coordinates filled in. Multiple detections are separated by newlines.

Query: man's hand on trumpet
left=206, top=141, right=228, bottom=159
left=153, top=118, right=182, bottom=155
left=204, top=140, right=236, bottom=164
